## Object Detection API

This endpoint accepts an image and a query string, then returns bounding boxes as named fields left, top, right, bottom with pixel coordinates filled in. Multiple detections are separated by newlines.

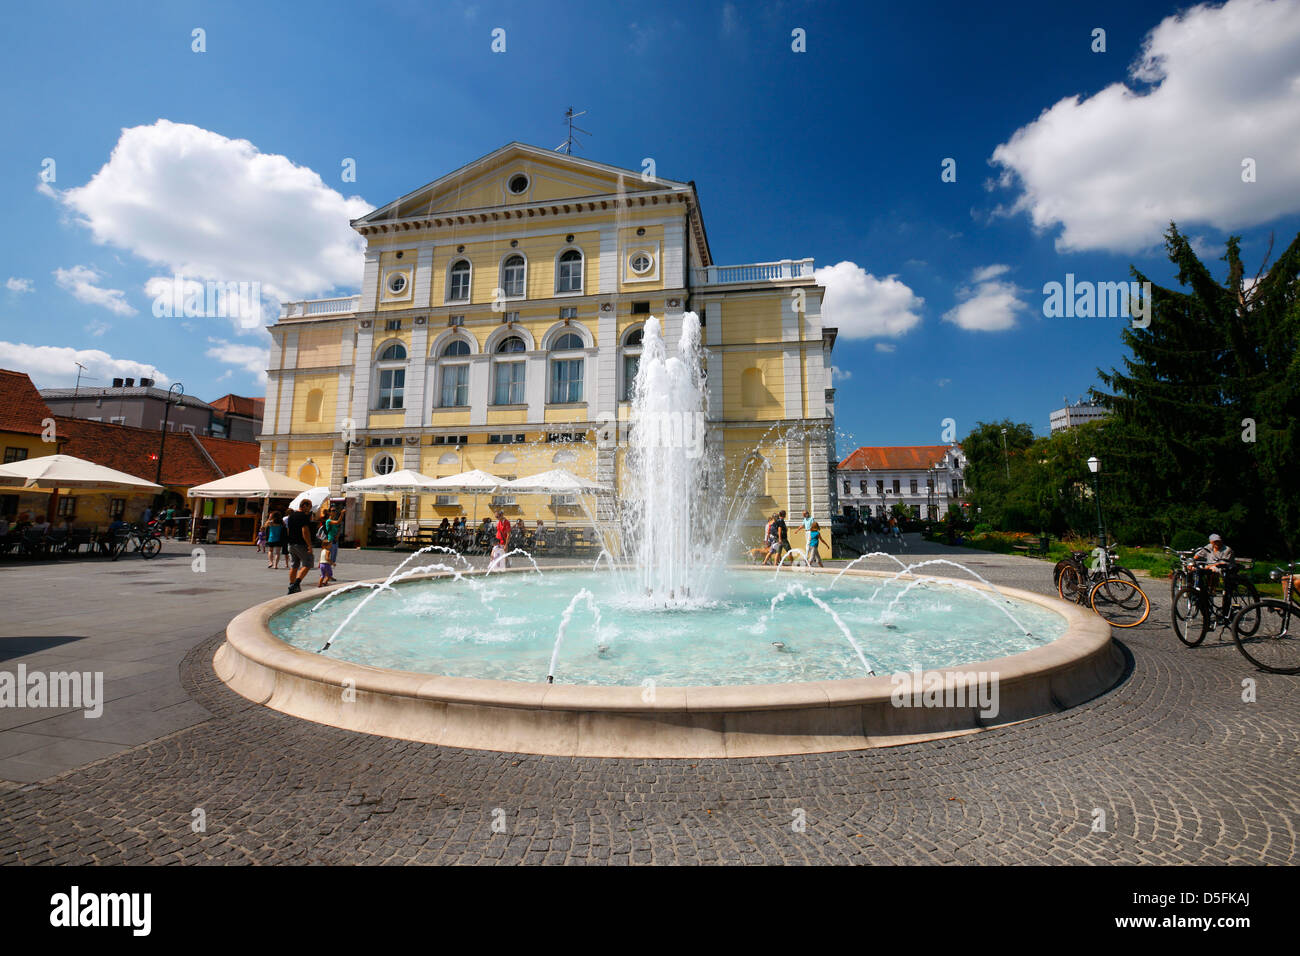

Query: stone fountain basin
left=215, top=566, right=1123, bottom=758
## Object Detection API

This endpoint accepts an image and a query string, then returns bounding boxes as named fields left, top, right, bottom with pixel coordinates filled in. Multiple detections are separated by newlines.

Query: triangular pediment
left=355, top=143, right=691, bottom=224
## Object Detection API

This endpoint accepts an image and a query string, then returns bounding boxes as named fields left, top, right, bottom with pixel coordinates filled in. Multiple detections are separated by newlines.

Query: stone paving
left=1, top=538, right=1296, bottom=864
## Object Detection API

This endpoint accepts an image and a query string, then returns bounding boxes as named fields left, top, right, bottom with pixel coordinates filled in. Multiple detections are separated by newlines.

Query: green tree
left=1094, top=225, right=1300, bottom=553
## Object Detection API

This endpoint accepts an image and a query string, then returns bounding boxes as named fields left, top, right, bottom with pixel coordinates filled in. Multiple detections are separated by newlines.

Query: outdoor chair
left=20, top=528, right=48, bottom=557
left=67, top=529, right=93, bottom=554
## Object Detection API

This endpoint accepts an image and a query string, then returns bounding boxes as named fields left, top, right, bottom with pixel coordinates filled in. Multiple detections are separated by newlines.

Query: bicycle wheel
left=1090, top=578, right=1150, bottom=627
left=1112, top=567, right=1140, bottom=590
left=1230, top=580, right=1261, bottom=637
left=1232, top=599, right=1300, bottom=674
left=1057, top=565, right=1084, bottom=603
left=1170, top=568, right=1187, bottom=600
left=141, top=536, right=161, bottom=559
left=1172, top=585, right=1208, bottom=646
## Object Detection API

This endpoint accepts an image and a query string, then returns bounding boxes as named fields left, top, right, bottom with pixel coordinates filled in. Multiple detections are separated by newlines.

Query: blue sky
left=2, top=0, right=1298, bottom=453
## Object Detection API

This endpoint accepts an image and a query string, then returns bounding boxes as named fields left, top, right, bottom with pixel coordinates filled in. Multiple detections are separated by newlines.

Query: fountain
left=215, top=312, right=1124, bottom=758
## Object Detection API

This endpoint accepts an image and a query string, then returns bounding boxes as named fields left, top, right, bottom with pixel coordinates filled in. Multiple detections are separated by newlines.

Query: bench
left=1012, top=535, right=1051, bottom=556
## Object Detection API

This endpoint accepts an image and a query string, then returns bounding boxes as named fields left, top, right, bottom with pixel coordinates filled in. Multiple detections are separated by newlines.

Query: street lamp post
left=1000, top=427, right=1010, bottom=481
left=1087, top=456, right=1106, bottom=550
left=154, top=382, right=184, bottom=486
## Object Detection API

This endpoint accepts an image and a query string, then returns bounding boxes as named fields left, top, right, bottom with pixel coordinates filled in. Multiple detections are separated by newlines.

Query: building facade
left=837, top=445, right=967, bottom=520
left=40, top=382, right=215, bottom=435
left=1048, top=401, right=1109, bottom=434
left=261, top=143, right=837, bottom=546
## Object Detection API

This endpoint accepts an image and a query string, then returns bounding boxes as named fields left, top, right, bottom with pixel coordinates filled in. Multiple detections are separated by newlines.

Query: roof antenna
left=555, top=107, right=589, bottom=155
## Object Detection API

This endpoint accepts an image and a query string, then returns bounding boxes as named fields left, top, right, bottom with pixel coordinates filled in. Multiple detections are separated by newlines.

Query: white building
left=837, top=445, right=966, bottom=520
left=1049, top=401, right=1109, bottom=434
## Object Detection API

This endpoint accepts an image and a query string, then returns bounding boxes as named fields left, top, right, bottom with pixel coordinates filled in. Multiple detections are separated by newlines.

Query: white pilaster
left=358, top=251, right=381, bottom=313
left=351, top=323, right=375, bottom=424
left=598, top=226, right=618, bottom=296
left=468, top=355, right=489, bottom=427
left=662, top=217, right=685, bottom=288
left=405, top=320, right=429, bottom=426
left=413, top=247, right=434, bottom=307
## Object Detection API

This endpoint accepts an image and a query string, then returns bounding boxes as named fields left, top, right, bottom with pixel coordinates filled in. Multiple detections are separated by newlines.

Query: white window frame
left=555, top=247, right=584, bottom=295
left=446, top=259, right=471, bottom=303
left=500, top=253, right=527, bottom=300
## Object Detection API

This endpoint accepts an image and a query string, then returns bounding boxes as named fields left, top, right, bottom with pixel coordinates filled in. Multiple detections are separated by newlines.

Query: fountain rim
left=219, top=565, right=1115, bottom=722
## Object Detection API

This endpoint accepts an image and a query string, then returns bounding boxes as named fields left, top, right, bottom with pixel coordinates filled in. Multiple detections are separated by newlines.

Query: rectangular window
left=385, top=319, right=402, bottom=331
left=859, top=480, right=867, bottom=493
left=439, top=365, right=468, bottom=407
left=493, top=361, right=525, bottom=405
left=503, top=310, right=519, bottom=324
left=449, top=272, right=470, bottom=301
left=953, top=479, right=964, bottom=496
left=842, top=480, right=850, bottom=494
left=877, top=480, right=884, bottom=495
left=109, top=498, right=126, bottom=519
left=111, top=416, right=126, bottom=424
left=622, top=354, right=640, bottom=400
left=377, top=367, right=405, bottom=410
left=631, top=301, right=650, bottom=314
left=57, top=497, right=76, bottom=517
left=448, top=314, right=465, bottom=326
left=3, top=447, right=28, bottom=464
left=910, top=479, right=918, bottom=494
left=557, top=259, right=582, bottom=293
left=550, top=358, right=584, bottom=404
left=559, top=306, right=578, bottom=320
left=892, top=479, right=900, bottom=494
left=430, top=434, right=468, bottom=446
left=503, top=263, right=524, bottom=298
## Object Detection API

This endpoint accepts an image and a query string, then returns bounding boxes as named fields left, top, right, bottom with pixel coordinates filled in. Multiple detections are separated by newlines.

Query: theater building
left=261, top=143, right=837, bottom=547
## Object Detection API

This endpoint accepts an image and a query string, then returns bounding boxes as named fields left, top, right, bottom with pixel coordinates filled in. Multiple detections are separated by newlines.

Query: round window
left=374, top=454, right=395, bottom=476
left=508, top=173, right=529, bottom=194
left=387, top=273, right=407, bottom=294
left=630, top=252, right=652, bottom=275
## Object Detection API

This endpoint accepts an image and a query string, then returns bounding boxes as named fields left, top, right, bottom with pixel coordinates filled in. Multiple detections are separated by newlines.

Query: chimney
left=112, top=377, right=124, bottom=387
left=123, top=377, right=134, bottom=387
left=141, top=377, right=154, bottom=388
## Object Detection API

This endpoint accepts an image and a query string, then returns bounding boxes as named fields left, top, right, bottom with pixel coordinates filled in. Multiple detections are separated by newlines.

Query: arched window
left=621, top=326, right=643, bottom=401
left=742, top=367, right=766, bottom=407
left=437, top=452, right=459, bottom=465
left=493, top=451, right=518, bottom=465
left=549, top=332, right=585, bottom=404
left=447, top=259, right=471, bottom=301
left=496, top=336, right=526, bottom=353
left=304, top=389, right=324, bottom=423
left=501, top=254, right=525, bottom=298
left=556, top=249, right=583, bottom=293
left=492, top=336, right=526, bottom=405
left=441, top=338, right=471, bottom=357
left=378, top=342, right=407, bottom=361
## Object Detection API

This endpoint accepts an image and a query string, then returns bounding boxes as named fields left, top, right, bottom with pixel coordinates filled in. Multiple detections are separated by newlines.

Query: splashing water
left=769, top=583, right=876, bottom=676
left=485, top=548, right=543, bottom=575
left=547, top=589, right=603, bottom=683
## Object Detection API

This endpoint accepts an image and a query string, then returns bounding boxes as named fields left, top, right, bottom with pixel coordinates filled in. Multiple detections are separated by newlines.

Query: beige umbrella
left=499, top=468, right=610, bottom=494
left=425, top=468, right=502, bottom=527
left=341, top=469, right=440, bottom=494
left=188, top=467, right=314, bottom=544
left=0, top=454, right=162, bottom=491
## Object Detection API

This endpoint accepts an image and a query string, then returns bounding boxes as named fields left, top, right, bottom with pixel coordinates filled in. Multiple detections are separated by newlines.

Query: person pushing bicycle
left=1192, top=533, right=1236, bottom=618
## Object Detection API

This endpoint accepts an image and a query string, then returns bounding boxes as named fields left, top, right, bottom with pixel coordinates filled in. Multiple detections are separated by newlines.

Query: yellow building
left=262, top=143, right=837, bottom=549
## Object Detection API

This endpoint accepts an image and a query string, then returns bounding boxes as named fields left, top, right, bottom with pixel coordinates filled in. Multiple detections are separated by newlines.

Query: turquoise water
left=269, top=569, right=1067, bottom=686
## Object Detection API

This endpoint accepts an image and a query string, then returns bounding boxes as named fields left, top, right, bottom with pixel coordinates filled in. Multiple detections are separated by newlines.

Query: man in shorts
left=285, top=499, right=315, bottom=594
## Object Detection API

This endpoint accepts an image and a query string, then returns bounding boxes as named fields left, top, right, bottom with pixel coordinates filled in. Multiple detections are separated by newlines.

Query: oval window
left=387, top=273, right=407, bottom=294
left=629, top=252, right=652, bottom=275
left=508, top=173, right=529, bottom=194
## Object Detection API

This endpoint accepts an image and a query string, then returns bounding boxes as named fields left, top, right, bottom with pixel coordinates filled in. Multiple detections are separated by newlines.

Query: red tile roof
left=208, top=393, right=264, bottom=420
left=0, top=369, right=56, bottom=437
left=838, top=445, right=956, bottom=471
left=195, top=434, right=260, bottom=476
left=53, top=417, right=259, bottom=490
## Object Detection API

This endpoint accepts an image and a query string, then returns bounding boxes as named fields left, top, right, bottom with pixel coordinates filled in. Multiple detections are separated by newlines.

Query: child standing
left=807, top=521, right=825, bottom=568
left=318, top=508, right=340, bottom=586
left=265, top=511, right=283, bottom=569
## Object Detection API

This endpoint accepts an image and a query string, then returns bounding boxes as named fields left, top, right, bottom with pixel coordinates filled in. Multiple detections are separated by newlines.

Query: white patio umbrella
left=425, top=468, right=503, bottom=526
left=0, top=454, right=162, bottom=491
left=341, top=469, right=440, bottom=494
left=187, top=467, right=313, bottom=543
left=287, top=486, right=335, bottom=513
left=499, top=468, right=610, bottom=494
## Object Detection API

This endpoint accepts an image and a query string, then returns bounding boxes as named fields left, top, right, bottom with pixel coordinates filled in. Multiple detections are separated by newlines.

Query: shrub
left=1170, top=529, right=1203, bottom=552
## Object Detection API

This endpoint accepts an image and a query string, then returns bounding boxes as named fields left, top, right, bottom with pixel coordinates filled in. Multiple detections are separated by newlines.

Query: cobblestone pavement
left=1, top=544, right=1296, bottom=865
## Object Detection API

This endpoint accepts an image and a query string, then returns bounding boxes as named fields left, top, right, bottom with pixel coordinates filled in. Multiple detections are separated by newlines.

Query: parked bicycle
left=110, top=523, right=162, bottom=560
left=1056, top=545, right=1140, bottom=604
left=1229, top=562, right=1300, bottom=674
left=1164, top=546, right=1199, bottom=599
left=1171, top=558, right=1260, bottom=647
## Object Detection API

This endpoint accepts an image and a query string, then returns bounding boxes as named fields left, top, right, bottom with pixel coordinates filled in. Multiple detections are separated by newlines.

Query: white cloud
left=971, top=264, right=1011, bottom=282
left=6, top=277, right=33, bottom=293
left=830, top=365, right=852, bottom=381
left=59, top=119, right=371, bottom=331
left=943, top=266, right=1030, bottom=332
left=815, top=261, right=924, bottom=340
left=86, top=320, right=111, bottom=337
left=936, top=378, right=952, bottom=388
left=874, top=342, right=896, bottom=353
left=0, top=341, right=167, bottom=389
left=991, top=0, right=1300, bottom=253
left=53, top=265, right=136, bottom=316
left=205, top=337, right=269, bottom=384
